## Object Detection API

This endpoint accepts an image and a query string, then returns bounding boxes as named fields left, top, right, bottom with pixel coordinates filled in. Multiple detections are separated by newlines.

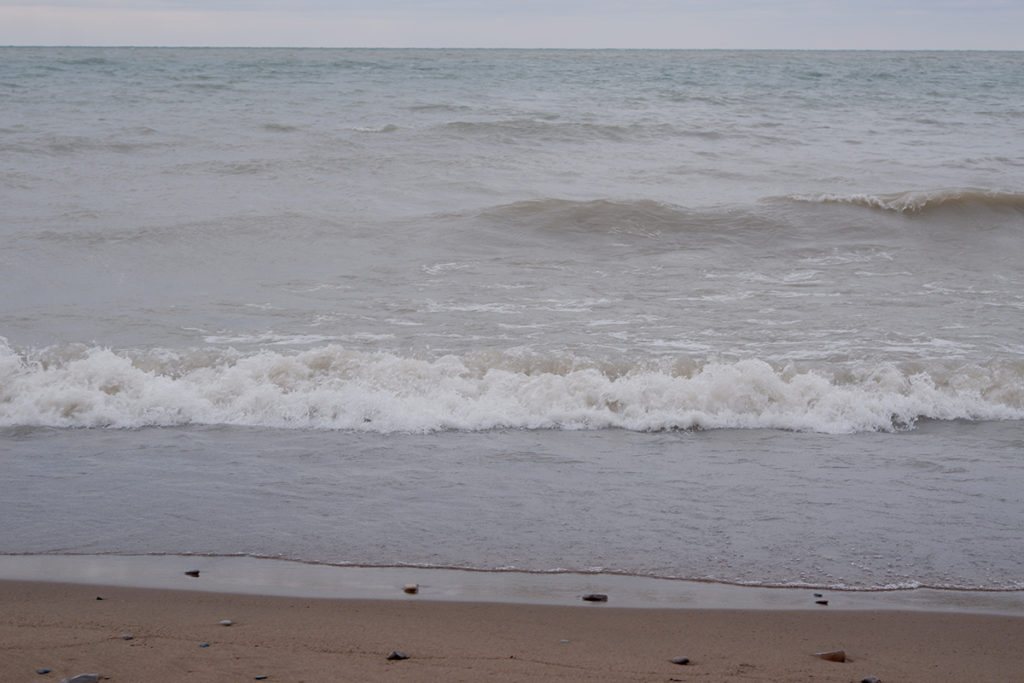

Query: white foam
left=1, top=339, right=1021, bottom=433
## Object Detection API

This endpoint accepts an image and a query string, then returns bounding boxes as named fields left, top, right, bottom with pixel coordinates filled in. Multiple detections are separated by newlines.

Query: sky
left=1, top=0, right=1022, bottom=50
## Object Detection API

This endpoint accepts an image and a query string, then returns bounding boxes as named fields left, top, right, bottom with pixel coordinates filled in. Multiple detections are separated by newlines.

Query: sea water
left=1, top=48, right=1022, bottom=591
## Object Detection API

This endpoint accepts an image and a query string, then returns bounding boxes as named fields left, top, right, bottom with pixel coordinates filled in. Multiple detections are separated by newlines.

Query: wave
left=786, top=188, right=1024, bottom=214
left=2, top=340, right=1021, bottom=434
left=441, top=119, right=679, bottom=143
left=470, top=198, right=768, bottom=240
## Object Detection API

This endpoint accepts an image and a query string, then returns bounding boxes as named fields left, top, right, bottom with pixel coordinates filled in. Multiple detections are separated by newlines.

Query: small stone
left=59, top=675, right=100, bottom=683
left=121, top=633, right=133, bottom=640
left=199, top=642, right=210, bottom=648
left=814, top=650, right=846, bottom=662
left=254, top=677, right=269, bottom=680
left=815, top=599, right=829, bottom=605
left=861, top=678, right=881, bottom=683
left=813, top=592, right=823, bottom=597
left=403, top=584, right=419, bottom=594
left=36, top=669, right=51, bottom=675
left=581, top=593, right=608, bottom=602
left=669, top=656, right=690, bottom=665
left=185, top=570, right=200, bottom=577
left=386, top=651, right=409, bottom=661
left=95, top=596, right=103, bottom=601
left=219, top=619, right=233, bottom=626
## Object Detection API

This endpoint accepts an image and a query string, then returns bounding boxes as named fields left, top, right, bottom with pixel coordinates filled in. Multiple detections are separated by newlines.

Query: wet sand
left=3, top=578, right=1024, bottom=683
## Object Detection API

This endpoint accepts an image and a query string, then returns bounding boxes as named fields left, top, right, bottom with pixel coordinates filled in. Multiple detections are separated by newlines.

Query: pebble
left=814, top=650, right=846, bottom=662
left=861, top=678, right=881, bottom=683
left=199, top=642, right=211, bottom=648
left=581, top=593, right=608, bottom=602
left=386, top=651, right=409, bottom=661
left=815, top=599, right=829, bottom=606
left=254, top=677, right=269, bottom=680
left=185, top=570, right=200, bottom=577
left=36, top=669, right=51, bottom=675
left=59, top=675, right=100, bottom=683
left=813, top=592, right=823, bottom=598
left=219, top=619, right=233, bottom=626
left=669, top=656, right=690, bottom=665
left=403, top=584, right=419, bottom=594
left=121, top=633, right=134, bottom=640
left=95, top=597, right=103, bottom=601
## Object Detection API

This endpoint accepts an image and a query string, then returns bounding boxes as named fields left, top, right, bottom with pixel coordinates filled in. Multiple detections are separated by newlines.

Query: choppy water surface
left=1, top=48, right=1022, bottom=591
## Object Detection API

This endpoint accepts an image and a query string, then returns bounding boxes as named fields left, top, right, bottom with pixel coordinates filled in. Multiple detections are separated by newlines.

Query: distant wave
left=2, top=340, right=1020, bottom=434
left=470, top=198, right=760, bottom=239
left=441, top=119, right=680, bottom=143
left=785, top=188, right=1024, bottom=214
left=477, top=197, right=683, bottom=232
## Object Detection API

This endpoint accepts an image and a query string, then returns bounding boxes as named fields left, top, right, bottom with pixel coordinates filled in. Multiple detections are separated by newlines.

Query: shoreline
left=3, top=555, right=1024, bottom=681
left=4, top=580, right=1024, bottom=682
left=3, top=553, right=1024, bottom=615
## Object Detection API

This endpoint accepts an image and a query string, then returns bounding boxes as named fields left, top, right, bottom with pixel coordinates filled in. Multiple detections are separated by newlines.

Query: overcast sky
left=2, top=1, right=1022, bottom=50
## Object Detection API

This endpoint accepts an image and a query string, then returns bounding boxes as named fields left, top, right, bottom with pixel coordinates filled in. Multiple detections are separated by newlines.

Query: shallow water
left=3, top=420, right=1022, bottom=590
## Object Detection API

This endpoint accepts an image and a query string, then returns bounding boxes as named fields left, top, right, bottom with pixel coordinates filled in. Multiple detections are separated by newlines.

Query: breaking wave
left=2, top=340, right=1021, bottom=434
left=786, top=188, right=1024, bottom=214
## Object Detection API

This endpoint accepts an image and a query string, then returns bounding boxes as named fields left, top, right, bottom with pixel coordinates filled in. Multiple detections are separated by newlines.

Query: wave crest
left=787, top=188, right=1024, bottom=214
left=1, top=341, right=1020, bottom=434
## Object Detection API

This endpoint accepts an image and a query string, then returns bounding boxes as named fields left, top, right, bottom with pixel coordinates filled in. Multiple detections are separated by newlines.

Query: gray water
left=1, top=48, right=1022, bottom=590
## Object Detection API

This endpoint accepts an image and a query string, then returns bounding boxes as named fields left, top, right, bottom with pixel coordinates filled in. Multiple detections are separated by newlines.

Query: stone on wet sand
left=386, top=651, right=409, bottom=660
left=219, top=619, right=233, bottom=626
left=403, top=584, right=419, bottom=594
left=184, top=570, right=200, bottom=577
left=581, top=593, right=608, bottom=602
left=861, top=677, right=881, bottom=683
left=669, top=656, right=690, bottom=665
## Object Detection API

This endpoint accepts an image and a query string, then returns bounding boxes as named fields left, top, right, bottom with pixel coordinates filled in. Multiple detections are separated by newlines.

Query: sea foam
left=2, top=340, right=1020, bottom=434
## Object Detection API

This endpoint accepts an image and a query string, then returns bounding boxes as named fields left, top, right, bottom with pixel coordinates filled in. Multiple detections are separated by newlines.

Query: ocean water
left=1, top=48, right=1022, bottom=592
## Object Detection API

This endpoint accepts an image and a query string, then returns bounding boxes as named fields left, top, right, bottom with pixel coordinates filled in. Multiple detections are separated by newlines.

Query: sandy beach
left=3, top=578, right=1023, bottom=683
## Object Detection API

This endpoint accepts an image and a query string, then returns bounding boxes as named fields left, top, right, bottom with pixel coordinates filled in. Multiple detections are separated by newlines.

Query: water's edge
left=4, top=554, right=1022, bottom=616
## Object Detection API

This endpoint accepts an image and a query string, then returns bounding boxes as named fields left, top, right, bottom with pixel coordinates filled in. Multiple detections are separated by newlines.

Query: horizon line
left=2, top=45, right=1020, bottom=52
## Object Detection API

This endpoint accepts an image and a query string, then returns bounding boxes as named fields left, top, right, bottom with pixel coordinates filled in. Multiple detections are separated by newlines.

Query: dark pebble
left=813, top=592, right=823, bottom=598
left=36, top=669, right=51, bottom=675
left=185, top=570, right=200, bottom=577
left=669, top=656, right=690, bottom=665
left=199, top=642, right=210, bottom=648
left=95, top=597, right=103, bottom=601
left=254, top=677, right=269, bottom=680
left=121, top=633, right=133, bottom=640
left=861, top=678, right=881, bottom=683
left=815, top=599, right=829, bottom=605
left=581, top=593, right=608, bottom=602
left=386, top=651, right=409, bottom=661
